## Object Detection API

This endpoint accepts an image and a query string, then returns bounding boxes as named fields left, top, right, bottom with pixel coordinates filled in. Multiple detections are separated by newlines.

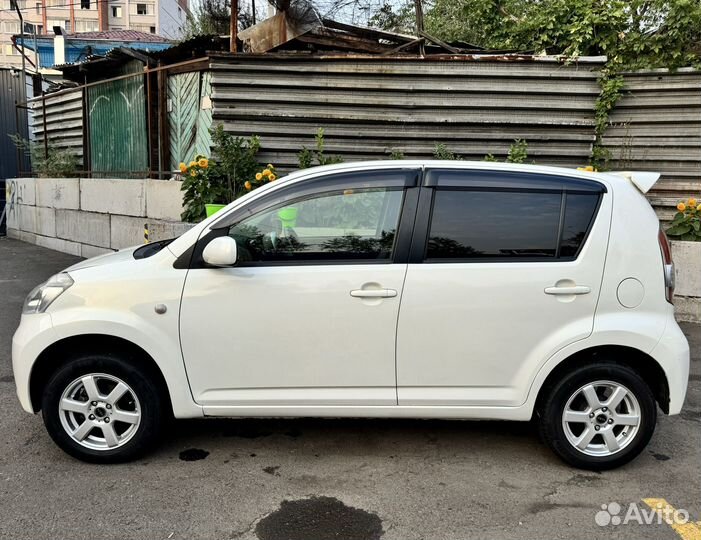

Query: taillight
left=658, top=228, right=675, bottom=303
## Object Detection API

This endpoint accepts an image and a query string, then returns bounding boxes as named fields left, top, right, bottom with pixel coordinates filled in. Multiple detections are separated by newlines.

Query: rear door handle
left=544, top=285, right=591, bottom=295
left=350, top=289, right=398, bottom=298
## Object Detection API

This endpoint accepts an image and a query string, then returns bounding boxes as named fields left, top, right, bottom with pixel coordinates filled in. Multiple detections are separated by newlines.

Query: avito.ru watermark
left=595, top=501, right=690, bottom=527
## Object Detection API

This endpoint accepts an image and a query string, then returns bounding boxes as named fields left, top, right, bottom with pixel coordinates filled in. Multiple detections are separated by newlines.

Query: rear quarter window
left=559, top=193, right=601, bottom=258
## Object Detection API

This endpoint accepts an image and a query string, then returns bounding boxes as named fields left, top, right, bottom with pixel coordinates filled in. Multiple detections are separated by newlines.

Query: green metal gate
left=88, top=62, right=148, bottom=175
left=168, top=70, right=212, bottom=170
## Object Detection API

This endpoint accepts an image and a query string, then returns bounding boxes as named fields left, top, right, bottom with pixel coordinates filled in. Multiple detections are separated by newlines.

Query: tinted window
left=427, top=190, right=561, bottom=259
left=559, top=193, right=600, bottom=257
left=228, top=188, right=403, bottom=263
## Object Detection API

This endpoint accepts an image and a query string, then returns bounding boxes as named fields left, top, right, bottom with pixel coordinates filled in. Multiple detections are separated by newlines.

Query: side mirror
left=202, top=236, right=237, bottom=267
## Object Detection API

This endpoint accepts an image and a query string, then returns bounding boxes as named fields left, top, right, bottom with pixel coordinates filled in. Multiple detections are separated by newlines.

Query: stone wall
left=671, top=241, right=701, bottom=323
left=4, top=178, right=193, bottom=257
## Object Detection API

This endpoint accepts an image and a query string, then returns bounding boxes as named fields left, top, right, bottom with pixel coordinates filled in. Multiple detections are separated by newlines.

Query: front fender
left=47, top=308, right=203, bottom=418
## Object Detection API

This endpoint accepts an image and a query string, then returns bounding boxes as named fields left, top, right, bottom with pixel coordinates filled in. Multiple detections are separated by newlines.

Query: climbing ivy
left=591, top=73, right=626, bottom=170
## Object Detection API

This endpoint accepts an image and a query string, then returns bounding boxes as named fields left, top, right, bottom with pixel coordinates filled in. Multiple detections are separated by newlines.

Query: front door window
left=228, top=188, right=404, bottom=264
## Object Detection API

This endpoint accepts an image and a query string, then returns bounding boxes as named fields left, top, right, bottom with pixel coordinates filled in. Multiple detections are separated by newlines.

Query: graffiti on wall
left=1, top=179, right=25, bottom=230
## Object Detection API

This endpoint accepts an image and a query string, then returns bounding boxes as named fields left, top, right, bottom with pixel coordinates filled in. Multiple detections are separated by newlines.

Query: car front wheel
left=538, top=363, right=657, bottom=470
left=41, top=354, right=164, bottom=463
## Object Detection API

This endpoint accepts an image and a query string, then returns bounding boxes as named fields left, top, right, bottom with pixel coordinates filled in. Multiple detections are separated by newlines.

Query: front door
left=180, top=169, right=418, bottom=408
left=397, top=168, right=611, bottom=407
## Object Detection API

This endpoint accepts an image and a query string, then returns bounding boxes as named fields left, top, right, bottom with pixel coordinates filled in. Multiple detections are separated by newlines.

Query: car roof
left=280, top=160, right=625, bottom=190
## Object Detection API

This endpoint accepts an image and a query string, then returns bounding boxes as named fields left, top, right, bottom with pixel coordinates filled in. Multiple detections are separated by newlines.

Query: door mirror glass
left=202, top=236, right=238, bottom=266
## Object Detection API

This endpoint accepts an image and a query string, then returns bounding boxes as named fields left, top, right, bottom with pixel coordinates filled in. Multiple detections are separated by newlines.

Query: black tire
left=41, top=353, right=165, bottom=463
left=538, top=362, right=657, bottom=470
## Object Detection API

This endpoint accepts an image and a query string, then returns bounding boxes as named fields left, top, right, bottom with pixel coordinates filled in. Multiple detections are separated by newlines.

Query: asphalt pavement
left=0, top=236, right=699, bottom=540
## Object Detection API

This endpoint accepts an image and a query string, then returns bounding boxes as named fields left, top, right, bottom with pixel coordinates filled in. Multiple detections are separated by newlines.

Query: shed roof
left=13, top=31, right=172, bottom=68
left=59, top=30, right=170, bottom=42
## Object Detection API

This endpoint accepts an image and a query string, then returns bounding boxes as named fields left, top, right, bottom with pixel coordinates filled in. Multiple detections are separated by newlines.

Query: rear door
left=396, top=168, right=611, bottom=407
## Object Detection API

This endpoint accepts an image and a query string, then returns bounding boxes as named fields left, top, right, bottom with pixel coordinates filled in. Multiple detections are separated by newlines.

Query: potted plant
left=180, top=126, right=264, bottom=222
left=179, top=155, right=226, bottom=222
left=666, top=197, right=701, bottom=304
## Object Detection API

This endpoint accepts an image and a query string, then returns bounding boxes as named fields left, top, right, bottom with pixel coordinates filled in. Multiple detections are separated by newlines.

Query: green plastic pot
left=278, top=207, right=298, bottom=228
left=205, top=204, right=226, bottom=217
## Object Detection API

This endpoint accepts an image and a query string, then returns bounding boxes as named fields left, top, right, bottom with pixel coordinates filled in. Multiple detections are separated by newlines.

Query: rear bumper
left=12, top=313, right=56, bottom=414
left=651, top=318, right=690, bottom=415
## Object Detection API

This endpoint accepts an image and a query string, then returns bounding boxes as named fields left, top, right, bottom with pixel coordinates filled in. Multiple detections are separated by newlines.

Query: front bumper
left=12, top=313, right=56, bottom=414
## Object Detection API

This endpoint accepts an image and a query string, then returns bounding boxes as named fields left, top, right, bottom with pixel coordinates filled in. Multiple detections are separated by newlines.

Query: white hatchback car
left=13, top=161, right=689, bottom=469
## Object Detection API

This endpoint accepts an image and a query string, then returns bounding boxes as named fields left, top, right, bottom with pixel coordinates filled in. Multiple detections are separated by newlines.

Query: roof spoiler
left=610, top=171, right=661, bottom=194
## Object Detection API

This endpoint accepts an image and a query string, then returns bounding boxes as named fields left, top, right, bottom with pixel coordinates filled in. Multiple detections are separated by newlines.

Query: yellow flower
left=190, top=170, right=196, bottom=177
left=268, top=174, right=276, bottom=181
left=577, top=165, right=596, bottom=172
left=267, top=163, right=274, bottom=169
left=244, top=181, right=252, bottom=190
left=263, top=169, right=271, bottom=177
left=198, top=158, right=208, bottom=168
left=189, top=160, right=197, bottom=168
left=697, top=203, right=701, bottom=212
left=677, top=202, right=686, bottom=212
left=688, top=197, right=697, bottom=207
left=255, top=172, right=263, bottom=180
left=178, top=162, right=187, bottom=173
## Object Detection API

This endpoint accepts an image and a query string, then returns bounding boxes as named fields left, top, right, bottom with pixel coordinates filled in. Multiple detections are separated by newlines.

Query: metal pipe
left=42, top=92, right=48, bottom=159
left=230, top=0, right=238, bottom=53
left=33, top=28, right=38, bottom=69
left=12, top=0, right=26, bottom=77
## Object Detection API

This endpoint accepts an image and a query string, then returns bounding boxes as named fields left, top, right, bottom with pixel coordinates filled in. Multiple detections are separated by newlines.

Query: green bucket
left=278, top=207, right=298, bottom=228
left=205, top=204, right=226, bottom=218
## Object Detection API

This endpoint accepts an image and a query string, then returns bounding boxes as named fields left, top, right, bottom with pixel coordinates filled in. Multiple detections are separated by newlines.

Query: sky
left=196, top=0, right=406, bottom=26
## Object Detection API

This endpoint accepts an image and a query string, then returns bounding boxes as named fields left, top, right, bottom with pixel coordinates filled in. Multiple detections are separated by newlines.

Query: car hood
left=65, top=246, right=140, bottom=272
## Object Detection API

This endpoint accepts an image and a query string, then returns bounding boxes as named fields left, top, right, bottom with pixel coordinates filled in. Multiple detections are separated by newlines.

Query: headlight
left=23, top=273, right=74, bottom=314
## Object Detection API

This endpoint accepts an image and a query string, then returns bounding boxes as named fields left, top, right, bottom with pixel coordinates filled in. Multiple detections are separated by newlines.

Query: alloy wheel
left=58, top=373, right=141, bottom=451
left=561, top=380, right=641, bottom=457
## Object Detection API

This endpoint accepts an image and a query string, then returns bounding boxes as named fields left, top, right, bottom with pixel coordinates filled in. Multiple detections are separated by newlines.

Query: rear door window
left=427, top=190, right=562, bottom=260
left=423, top=172, right=603, bottom=262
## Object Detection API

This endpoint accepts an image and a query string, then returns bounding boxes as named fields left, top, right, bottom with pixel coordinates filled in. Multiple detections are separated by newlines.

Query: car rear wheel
left=42, top=354, right=164, bottom=463
left=538, top=362, right=657, bottom=470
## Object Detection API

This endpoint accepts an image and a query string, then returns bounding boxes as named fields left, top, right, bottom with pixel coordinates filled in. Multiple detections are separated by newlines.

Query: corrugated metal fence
left=602, top=68, right=701, bottom=221
left=88, top=62, right=149, bottom=174
left=209, top=55, right=603, bottom=170
left=168, top=70, right=213, bottom=170
left=1, top=69, right=30, bottom=179
left=603, top=69, right=701, bottom=184
left=18, top=56, right=701, bottom=211
left=29, top=88, right=84, bottom=166
left=0, top=68, right=30, bottom=236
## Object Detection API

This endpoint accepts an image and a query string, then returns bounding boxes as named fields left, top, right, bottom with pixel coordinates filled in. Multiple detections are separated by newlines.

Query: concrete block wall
left=5, top=178, right=193, bottom=258
left=671, top=241, right=701, bottom=323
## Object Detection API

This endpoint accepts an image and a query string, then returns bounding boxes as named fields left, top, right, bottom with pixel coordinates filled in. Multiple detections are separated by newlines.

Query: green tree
left=298, top=128, right=344, bottom=168
left=182, top=0, right=254, bottom=39
left=371, top=0, right=701, bottom=70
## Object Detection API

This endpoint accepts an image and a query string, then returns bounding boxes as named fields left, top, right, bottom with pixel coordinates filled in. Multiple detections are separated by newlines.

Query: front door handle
left=350, top=289, right=398, bottom=298
left=544, top=285, right=591, bottom=295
